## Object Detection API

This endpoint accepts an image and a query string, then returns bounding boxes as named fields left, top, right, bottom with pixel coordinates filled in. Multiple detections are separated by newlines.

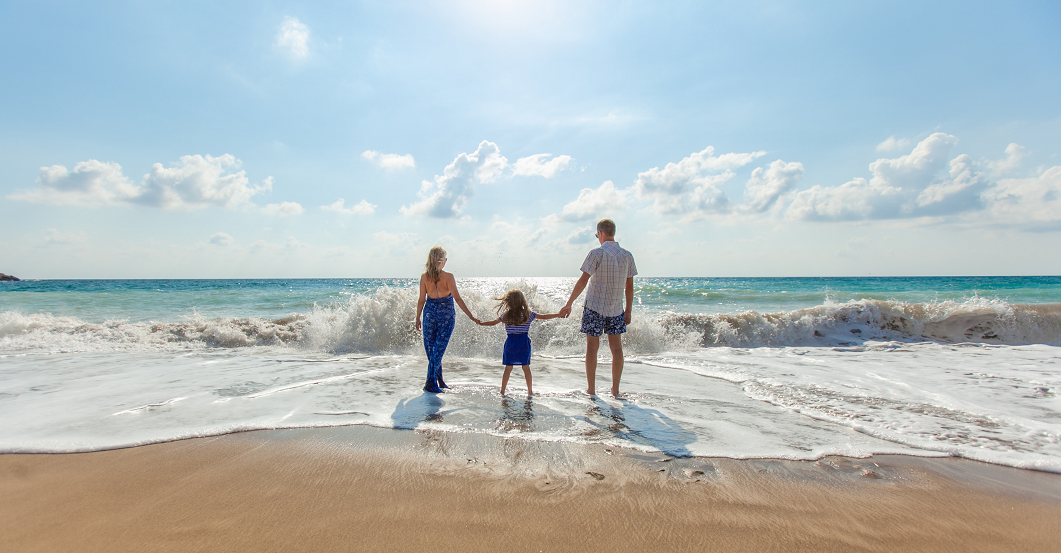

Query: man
left=559, top=219, right=637, bottom=397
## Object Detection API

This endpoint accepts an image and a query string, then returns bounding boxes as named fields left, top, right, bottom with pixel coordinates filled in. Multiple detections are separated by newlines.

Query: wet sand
left=2, top=426, right=1059, bottom=552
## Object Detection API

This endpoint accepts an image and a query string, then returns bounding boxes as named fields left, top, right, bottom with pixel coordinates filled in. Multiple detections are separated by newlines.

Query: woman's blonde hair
left=424, top=247, right=446, bottom=282
left=495, top=289, right=530, bottom=326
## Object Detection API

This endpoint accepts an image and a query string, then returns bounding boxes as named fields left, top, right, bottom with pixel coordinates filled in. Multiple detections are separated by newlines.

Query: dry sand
left=2, top=426, right=1058, bottom=552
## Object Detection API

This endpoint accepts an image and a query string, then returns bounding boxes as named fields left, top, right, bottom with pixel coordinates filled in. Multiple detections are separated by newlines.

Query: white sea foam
left=1, top=343, right=1057, bottom=471
left=2, top=288, right=1059, bottom=471
left=2, top=290, right=1059, bottom=356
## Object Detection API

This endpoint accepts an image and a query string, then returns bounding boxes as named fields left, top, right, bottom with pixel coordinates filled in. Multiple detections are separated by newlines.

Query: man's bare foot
left=586, top=389, right=597, bottom=397
left=610, top=389, right=624, bottom=398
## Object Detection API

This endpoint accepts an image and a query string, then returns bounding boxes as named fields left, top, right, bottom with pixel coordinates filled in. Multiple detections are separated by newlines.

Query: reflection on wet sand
left=584, top=398, right=696, bottom=457
left=495, top=397, right=535, bottom=433
left=390, top=392, right=446, bottom=429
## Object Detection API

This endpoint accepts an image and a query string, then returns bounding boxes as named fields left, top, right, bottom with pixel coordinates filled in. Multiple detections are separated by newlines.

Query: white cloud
left=261, top=201, right=304, bottom=217
left=361, top=150, right=415, bottom=170
left=10, top=154, right=271, bottom=211
left=634, top=146, right=765, bottom=217
left=43, top=228, right=87, bottom=245
left=647, top=226, right=681, bottom=240
left=554, top=180, right=628, bottom=222
left=489, top=220, right=553, bottom=247
left=283, top=236, right=309, bottom=249
left=786, top=177, right=904, bottom=221
left=511, top=153, right=572, bottom=178
left=372, top=231, right=423, bottom=256
left=868, top=133, right=957, bottom=190
left=209, top=232, right=235, bottom=246
left=400, top=140, right=507, bottom=218
left=134, top=154, right=271, bottom=210
left=566, top=226, right=595, bottom=244
left=527, top=227, right=550, bottom=244
left=742, top=160, right=804, bottom=213
left=9, top=160, right=140, bottom=206
left=277, top=17, right=309, bottom=59
left=987, top=143, right=1025, bottom=176
left=877, top=136, right=911, bottom=152
left=982, top=165, right=1061, bottom=230
left=787, top=133, right=985, bottom=221
left=321, top=198, right=376, bottom=215
left=914, top=154, right=986, bottom=215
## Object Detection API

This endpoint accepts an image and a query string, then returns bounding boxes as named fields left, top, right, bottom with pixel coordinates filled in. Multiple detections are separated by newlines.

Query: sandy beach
left=2, top=426, right=1058, bottom=553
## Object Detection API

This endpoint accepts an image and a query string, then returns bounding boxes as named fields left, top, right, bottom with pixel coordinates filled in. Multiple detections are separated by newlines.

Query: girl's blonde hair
left=424, top=247, right=446, bottom=282
left=495, top=289, right=530, bottom=326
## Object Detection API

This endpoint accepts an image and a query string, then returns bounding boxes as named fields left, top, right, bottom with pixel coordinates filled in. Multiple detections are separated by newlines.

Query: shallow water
left=1, top=277, right=1059, bottom=472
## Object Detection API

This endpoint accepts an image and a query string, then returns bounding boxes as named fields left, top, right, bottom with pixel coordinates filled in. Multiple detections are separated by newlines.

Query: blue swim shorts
left=580, top=308, right=626, bottom=337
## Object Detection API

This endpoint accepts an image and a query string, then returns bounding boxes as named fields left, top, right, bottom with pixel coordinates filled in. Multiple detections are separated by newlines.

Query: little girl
left=477, top=289, right=561, bottom=396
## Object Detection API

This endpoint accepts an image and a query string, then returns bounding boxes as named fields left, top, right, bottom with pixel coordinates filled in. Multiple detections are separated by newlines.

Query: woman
left=415, top=247, right=479, bottom=393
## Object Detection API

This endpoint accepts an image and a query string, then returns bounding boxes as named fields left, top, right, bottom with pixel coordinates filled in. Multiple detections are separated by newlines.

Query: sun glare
left=452, top=0, right=573, bottom=38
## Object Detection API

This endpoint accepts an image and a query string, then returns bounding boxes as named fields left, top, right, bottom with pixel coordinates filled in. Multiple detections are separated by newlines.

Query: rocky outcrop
left=0, top=273, right=20, bottom=281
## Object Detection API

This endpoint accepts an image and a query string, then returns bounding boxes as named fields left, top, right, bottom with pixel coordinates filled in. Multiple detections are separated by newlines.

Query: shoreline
left=3, top=426, right=1059, bottom=552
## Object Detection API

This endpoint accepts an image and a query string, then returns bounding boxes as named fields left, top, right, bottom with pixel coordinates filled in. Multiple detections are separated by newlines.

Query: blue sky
left=2, top=0, right=1060, bottom=278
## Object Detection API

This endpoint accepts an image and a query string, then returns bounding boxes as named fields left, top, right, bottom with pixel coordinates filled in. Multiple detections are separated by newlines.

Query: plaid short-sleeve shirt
left=580, top=241, right=637, bottom=317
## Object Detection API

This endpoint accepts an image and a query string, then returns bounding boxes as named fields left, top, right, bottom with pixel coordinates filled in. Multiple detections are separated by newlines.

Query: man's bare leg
left=607, top=334, right=624, bottom=397
left=585, top=335, right=600, bottom=396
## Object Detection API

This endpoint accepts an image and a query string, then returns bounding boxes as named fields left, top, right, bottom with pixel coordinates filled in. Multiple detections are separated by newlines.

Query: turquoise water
left=3, top=276, right=1059, bottom=323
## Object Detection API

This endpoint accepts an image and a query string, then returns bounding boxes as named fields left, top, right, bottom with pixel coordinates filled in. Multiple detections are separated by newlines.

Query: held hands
left=558, top=304, right=572, bottom=318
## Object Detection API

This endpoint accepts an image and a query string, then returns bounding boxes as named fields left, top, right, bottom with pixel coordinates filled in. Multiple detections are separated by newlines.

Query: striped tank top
left=502, top=312, right=537, bottom=335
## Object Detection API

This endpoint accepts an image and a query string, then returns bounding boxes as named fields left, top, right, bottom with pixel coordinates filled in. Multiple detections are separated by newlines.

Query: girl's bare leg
left=521, top=365, right=533, bottom=396
left=501, top=365, right=514, bottom=395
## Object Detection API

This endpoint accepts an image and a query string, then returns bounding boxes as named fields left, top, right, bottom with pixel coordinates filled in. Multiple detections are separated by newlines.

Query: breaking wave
left=2, top=286, right=1059, bottom=355
left=658, top=297, right=1061, bottom=347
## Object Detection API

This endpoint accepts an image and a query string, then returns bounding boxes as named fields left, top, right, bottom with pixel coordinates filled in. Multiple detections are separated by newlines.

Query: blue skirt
left=502, top=334, right=531, bottom=366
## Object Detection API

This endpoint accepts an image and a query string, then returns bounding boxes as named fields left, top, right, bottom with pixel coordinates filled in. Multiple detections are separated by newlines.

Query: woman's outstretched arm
left=415, top=276, right=427, bottom=331
left=448, top=273, right=481, bottom=324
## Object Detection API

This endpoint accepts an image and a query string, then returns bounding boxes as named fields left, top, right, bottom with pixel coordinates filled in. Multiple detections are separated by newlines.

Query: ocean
left=2, top=276, right=1059, bottom=472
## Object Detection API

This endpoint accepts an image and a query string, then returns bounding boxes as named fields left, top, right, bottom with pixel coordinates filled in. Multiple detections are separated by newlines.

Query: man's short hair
left=596, top=219, right=616, bottom=237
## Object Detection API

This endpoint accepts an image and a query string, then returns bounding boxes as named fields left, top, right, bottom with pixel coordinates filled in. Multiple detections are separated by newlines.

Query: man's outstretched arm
left=560, top=272, right=591, bottom=318
left=624, top=276, right=634, bottom=325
